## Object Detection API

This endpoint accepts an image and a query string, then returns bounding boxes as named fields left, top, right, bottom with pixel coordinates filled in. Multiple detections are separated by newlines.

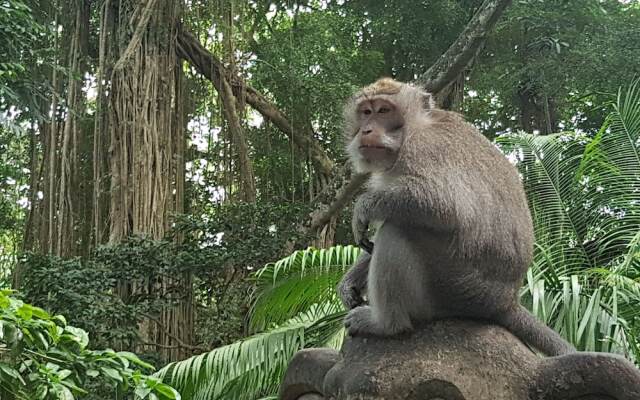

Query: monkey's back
left=391, top=109, right=534, bottom=281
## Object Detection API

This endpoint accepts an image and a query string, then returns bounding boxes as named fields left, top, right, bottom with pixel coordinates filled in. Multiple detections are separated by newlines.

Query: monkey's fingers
left=338, top=286, right=365, bottom=310
left=359, top=238, right=374, bottom=254
left=344, top=306, right=376, bottom=336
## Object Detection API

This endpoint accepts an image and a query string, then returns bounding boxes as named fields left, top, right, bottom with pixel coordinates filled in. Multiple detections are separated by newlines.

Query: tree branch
left=176, top=28, right=334, bottom=177
left=417, top=0, right=512, bottom=93
left=307, top=167, right=369, bottom=233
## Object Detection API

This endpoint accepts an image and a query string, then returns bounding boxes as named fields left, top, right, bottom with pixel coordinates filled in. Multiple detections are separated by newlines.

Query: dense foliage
left=0, top=290, right=180, bottom=399
left=0, top=0, right=44, bottom=102
left=468, top=0, right=640, bottom=135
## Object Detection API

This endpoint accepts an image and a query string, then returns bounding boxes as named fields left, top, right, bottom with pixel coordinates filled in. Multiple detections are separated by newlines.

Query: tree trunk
left=102, top=0, right=193, bottom=362
left=55, top=0, right=91, bottom=257
left=20, top=0, right=91, bottom=263
left=92, top=0, right=114, bottom=247
left=218, top=73, right=257, bottom=202
left=517, top=83, right=559, bottom=134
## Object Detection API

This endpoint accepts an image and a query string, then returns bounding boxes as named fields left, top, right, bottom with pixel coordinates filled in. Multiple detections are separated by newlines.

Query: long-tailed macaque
left=338, top=78, right=574, bottom=356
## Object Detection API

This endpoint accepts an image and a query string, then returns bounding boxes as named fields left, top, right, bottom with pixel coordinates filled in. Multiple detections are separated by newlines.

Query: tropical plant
left=0, top=290, right=181, bottom=400
left=498, top=79, right=640, bottom=359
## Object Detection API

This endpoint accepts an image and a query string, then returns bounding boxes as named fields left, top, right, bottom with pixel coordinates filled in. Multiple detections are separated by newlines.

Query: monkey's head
left=344, top=78, right=435, bottom=174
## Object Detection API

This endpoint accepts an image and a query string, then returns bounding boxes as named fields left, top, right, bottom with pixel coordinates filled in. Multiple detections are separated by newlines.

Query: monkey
left=337, top=77, right=575, bottom=356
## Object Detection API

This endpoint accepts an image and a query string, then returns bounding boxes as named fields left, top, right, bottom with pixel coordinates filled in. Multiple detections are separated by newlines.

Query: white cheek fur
left=348, top=145, right=371, bottom=174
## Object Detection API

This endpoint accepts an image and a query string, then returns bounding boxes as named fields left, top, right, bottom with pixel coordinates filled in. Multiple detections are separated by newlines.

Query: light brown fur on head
left=343, top=78, right=436, bottom=174
left=354, top=77, right=403, bottom=99
left=345, top=78, right=434, bottom=120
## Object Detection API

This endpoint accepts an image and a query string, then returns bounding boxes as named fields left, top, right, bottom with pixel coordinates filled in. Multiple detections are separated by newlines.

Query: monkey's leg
left=531, top=352, right=640, bottom=400
left=337, top=251, right=371, bottom=310
left=497, top=305, right=575, bottom=356
left=344, top=225, right=416, bottom=337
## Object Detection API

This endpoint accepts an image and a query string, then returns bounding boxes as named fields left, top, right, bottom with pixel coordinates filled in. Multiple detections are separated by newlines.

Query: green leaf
left=52, top=315, right=67, bottom=326
left=154, top=383, right=180, bottom=399
left=30, top=305, right=50, bottom=320
left=57, top=369, right=72, bottom=380
left=86, top=369, right=99, bottom=377
left=101, top=367, right=124, bottom=383
left=64, top=326, right=89, bottom=349
left=16, top=303, right=33, bottom=320
left=0, top=362, right=26, bottom=385
left=136, top=385, right=153, bottom=398
left=119, top=351, right=154, bottom=370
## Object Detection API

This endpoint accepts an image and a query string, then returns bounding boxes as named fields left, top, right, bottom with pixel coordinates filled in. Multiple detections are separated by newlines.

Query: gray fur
left=338, top=78, right=574, bottom=356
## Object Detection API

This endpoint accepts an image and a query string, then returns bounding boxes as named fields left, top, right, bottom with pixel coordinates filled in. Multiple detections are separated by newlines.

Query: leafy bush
left=19, top=202, right=310, bottom=359
left=22, top=252, right=146, bottom=352
left=172, top=202, right=312, bottom=347
left=0, top=290, right=180, bottom=399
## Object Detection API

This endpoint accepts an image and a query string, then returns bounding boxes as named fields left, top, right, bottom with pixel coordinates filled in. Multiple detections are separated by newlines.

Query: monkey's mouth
left=359, top=145, right=392, bottom=160
left=359, top=145, right=389, bottom=152
left=359, top=146, right=392, bottom=162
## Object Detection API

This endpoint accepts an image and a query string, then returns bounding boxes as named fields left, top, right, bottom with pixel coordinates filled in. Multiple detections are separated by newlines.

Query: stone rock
left=279, top=319, right=640, bottom=400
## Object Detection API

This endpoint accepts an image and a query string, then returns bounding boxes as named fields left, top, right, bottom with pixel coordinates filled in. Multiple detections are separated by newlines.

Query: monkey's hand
left=338, top=283, right=364, bottom=310
left=345, top=305, right=412, bottom=337
left=337, top=251, right=370, bottom=310
left=337, top=276, right=365, bottom=310
left=344, top=306, right=376, bottom=336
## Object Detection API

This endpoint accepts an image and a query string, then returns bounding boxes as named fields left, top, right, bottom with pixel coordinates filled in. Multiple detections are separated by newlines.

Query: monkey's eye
left=363, top=109, right=372, bottom=115
left=378, top=107, right=391, bottom=114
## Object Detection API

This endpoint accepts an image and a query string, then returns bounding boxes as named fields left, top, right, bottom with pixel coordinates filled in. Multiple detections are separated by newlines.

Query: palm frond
left=579, top=79, right=640, bottom=266
left=250, top=245, right=359, bottom=332
left=508, top=79, right=640, bottom=359
left=194, top=303, right=344, bottom=400
left=157, top=318, right=307, bottom=400
left=497, top=132, right=592, bottom=274
left=254, top=245, right=360, bottom=285
left=521, top=270, right=631, bottom=356
left=157, top=247, right=358, bottom=399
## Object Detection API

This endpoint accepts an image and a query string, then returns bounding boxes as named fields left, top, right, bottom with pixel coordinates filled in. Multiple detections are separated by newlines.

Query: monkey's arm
left=353, top=178, right=456, bottom=239
left=337, top=251, right=370, bottom=310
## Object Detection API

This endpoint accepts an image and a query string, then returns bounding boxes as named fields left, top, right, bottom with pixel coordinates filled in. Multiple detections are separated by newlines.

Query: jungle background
left=1, top=0, right=640, bottom=398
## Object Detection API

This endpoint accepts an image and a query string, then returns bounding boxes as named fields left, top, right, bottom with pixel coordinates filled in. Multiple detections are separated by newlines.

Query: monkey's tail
left=531, top=352, right=640, bottom=400
left=498, top=305, right=575, bottom=356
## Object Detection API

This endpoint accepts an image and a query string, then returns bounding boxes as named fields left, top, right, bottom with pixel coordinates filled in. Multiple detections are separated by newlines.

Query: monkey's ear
left=422, top=92, right=436, bottom=110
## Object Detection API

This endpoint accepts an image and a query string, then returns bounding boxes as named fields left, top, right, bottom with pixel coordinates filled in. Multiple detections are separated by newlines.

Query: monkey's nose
left=362, top=129, right=373, bottom=135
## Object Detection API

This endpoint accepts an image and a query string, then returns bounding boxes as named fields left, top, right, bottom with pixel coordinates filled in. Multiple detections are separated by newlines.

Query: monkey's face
left=347, top=97, right=405, bottom=173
